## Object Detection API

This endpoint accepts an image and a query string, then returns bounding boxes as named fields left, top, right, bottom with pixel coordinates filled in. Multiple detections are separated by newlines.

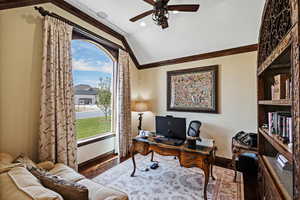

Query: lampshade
left=132, top=100, right=150, bottom=112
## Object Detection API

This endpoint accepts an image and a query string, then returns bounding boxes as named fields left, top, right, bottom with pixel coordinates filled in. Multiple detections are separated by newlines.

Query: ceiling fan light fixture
left=152, top=8, right=169, bottom=26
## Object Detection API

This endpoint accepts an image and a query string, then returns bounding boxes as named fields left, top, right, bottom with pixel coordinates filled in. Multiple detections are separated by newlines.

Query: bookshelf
left=257, top=0, right=299, bottom=199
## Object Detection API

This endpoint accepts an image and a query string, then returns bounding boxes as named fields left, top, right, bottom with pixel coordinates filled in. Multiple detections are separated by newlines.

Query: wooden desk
left=130, top=137, right=216, bottom=200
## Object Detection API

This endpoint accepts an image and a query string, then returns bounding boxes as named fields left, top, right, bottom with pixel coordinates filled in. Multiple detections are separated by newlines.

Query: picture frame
left=167, top=65, right=218, bottom=113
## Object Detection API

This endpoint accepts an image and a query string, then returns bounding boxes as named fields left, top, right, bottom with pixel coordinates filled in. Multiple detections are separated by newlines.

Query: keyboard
left=154, top=137, right=185, bottom=146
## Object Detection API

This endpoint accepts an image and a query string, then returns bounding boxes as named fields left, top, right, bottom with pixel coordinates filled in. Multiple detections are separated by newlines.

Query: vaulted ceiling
left=67, top=0, right=265, bottom=65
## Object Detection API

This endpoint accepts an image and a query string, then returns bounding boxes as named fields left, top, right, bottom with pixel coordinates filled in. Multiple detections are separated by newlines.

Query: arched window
left=72, top=39, right=115, bottom=141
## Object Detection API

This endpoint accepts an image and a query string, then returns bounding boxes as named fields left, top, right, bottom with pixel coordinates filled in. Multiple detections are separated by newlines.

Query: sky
left=72, top=40, right=113, bottom=88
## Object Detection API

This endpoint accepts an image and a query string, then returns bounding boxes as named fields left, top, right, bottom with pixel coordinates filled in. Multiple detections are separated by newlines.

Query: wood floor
left=79, top=154, right=119, bottom=179
left=79, top=154, right=259, bottom=200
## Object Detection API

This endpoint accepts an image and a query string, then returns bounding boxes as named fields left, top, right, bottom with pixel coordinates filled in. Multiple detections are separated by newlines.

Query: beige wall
left=0, top=4, right=139, bottom=161
left=138, top=52, right=258, bottom=158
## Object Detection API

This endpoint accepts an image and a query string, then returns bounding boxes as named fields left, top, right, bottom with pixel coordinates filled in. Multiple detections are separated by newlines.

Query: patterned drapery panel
left=117, top=49, right=132, bottom=158
left=38, top=16, right=77, bottom=170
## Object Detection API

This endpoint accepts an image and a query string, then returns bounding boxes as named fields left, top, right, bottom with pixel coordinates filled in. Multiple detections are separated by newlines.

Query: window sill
left=77, top=133, right=116, bottom=147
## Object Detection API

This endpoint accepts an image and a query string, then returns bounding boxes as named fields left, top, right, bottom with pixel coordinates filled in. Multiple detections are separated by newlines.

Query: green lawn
left=76, top=116, right=111, bottom=140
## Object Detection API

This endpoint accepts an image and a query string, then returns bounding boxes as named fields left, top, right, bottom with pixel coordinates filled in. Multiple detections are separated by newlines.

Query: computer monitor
left=155, top=116, right=186, bottom=140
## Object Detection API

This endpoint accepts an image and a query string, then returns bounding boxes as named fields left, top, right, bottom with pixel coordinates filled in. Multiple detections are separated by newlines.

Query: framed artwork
left=167, top=65, right=218, bottom=113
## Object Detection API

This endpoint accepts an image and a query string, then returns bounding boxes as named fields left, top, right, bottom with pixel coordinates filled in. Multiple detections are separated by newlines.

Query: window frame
left=72, top=29, right=119, bottom=147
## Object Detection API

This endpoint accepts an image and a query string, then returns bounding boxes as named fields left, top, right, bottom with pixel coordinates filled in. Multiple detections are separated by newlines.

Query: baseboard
left=78, top=150, right=117, bottom=169
left=215, top=156, right=233, bottom=170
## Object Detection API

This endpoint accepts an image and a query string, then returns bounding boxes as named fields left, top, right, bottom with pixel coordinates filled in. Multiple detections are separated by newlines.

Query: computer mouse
left=150, top=162, right=159, bottom=170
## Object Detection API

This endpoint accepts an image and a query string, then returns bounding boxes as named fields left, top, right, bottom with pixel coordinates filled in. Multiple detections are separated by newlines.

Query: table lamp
left=132, top=100, right=150, bottom=132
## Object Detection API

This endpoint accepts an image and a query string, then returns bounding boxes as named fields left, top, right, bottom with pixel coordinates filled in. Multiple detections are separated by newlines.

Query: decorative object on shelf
left=276, top=154, right=292, bottom=170
left=132, top=100, right=150, bottom=132
left=271, top=74, right=289, bottom=100
left=167, top=65, right=218, bottom=113
left=186, top=121, right=202, bottom=149
left=129, top=0, right=200, bottom=29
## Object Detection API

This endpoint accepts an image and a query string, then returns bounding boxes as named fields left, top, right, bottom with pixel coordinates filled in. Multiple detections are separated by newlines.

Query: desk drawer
left=134, top=141, right=149, bottom=155
left=149, top=145, right=180, bottom=157
left=179, top=152, right=206, bottom=168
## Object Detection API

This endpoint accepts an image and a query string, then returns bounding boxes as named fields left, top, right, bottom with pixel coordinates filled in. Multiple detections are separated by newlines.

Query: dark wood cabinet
left=257, top=0, right=299, bottom=199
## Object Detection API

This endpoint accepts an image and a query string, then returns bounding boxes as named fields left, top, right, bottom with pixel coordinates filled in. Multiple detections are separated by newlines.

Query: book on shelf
left=285, top=78, right=292, bottom=99
left=267, top=111, right=292, bottom=144
left=271, top=74, right=291, bottom=100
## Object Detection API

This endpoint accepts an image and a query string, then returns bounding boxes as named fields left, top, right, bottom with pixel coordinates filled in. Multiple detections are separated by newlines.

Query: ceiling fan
left=130, top=0, right=200, bottom=29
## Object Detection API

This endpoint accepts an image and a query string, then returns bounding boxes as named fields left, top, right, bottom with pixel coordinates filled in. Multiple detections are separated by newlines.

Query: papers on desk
left=196, top=138, right=214, bottom=148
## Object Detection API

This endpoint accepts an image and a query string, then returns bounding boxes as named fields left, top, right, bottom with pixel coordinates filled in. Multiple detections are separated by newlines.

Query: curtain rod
left=34, top=6, right=125, bottom=52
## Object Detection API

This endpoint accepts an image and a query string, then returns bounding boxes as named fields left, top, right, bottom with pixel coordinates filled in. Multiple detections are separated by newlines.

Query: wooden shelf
left=262, top=156, right=293, bottom=200
left=259, top=128, right=293, bottom=163
left=258, top=99, right=292, bottom=106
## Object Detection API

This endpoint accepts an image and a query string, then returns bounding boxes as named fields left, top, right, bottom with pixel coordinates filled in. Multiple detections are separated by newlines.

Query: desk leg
left=211, top=150, right=216, bottom=180
left=203, top=165, right=210, bottom=200
left=232, top=154, right=237, bottom=182
left=130, top=145, right=136, bottom=177
left=210, top=164, right=215, bottom=181
left=150, top=151, right=154, bottom=162
left=234, top=169, right=237, bottom=182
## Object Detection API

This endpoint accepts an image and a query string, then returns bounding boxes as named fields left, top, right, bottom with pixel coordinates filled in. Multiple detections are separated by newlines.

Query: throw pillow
left=6, top=166, right=63, bottom=200
left=29, top=167, right=89, bottom=200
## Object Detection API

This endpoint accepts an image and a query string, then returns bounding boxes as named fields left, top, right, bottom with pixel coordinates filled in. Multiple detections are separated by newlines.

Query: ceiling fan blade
left=130, top=10, right=154, bottom=22
left=167, top=4, right=200, bottom=12
left=143, top=0, right=156, bottom=6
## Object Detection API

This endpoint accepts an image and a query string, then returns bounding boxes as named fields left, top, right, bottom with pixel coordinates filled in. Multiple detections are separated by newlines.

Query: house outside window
left=72, top=40, right=115, bottom=141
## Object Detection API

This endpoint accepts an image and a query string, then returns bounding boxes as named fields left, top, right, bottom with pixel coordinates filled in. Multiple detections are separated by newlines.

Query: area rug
left=93, top=154, right=243, bottom=200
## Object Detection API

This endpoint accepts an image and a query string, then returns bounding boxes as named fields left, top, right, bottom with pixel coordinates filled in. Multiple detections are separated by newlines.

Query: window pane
left=72, top=40, right=113, bottom=140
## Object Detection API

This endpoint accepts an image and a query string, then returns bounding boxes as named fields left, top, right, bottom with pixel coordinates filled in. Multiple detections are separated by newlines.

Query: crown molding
left=121, top=36, right=140, bottom=69
left=139, top=44, right=258, bottom=69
